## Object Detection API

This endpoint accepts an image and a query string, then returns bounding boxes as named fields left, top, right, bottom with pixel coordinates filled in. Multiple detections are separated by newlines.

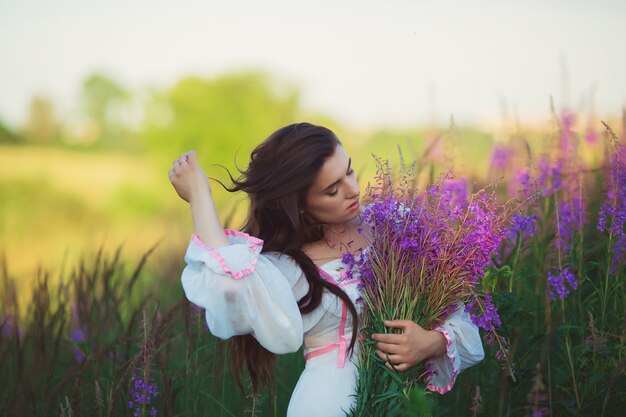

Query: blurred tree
left=0, top=118, right=21, bottom=144
left=22, top=95, right=59, bottom=144
left=143, top=70, right=300, bottom=171
left=80, top=73, right=130, bottom=148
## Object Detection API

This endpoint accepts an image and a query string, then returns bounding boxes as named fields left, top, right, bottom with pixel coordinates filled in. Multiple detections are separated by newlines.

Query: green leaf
left=389, top=386, right=437, bottom=417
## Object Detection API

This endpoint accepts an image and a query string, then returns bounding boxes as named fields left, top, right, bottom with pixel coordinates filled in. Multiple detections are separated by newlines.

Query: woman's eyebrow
left=323, top=158, right=352, bottom=192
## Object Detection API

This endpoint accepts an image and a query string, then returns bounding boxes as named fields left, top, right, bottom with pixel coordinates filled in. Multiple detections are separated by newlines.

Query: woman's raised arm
left=168, top=150, right=228, bottom=248
left=170, top=150, right=304, bottom=353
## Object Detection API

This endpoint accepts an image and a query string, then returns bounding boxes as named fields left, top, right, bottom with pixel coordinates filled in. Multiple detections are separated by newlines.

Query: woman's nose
left=346, top=181, right=360, bottom=199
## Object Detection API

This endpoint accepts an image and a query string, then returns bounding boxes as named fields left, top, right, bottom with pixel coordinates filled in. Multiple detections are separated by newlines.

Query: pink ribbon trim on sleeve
left=426, top=327, right=457, bottom=394
left=191, top=229, right=263, bottom=280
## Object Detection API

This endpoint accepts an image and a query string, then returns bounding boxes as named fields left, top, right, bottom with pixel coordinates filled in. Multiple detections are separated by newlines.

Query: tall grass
left=0, top=244, right=303, bottom=416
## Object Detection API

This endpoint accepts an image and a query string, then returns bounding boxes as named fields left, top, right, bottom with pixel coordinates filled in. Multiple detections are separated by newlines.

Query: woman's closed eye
left=327, top=169, right=355, bottom=196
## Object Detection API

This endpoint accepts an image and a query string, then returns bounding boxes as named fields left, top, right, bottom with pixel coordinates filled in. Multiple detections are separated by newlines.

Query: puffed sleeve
left=425, top=306, right=485, bottom=394
left=181, top=229, right=304, bottom=354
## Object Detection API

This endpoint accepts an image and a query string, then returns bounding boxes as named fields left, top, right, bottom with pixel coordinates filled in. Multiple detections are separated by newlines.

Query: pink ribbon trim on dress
left=191, top=229, right=263, bottom=280
left=425, top=327, right=457, bottom=394
left=303, top=267, right=359, bottom=368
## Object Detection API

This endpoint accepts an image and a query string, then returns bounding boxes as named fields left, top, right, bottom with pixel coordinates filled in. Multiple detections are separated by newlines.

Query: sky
left=1, top=0, right=625, bottom=129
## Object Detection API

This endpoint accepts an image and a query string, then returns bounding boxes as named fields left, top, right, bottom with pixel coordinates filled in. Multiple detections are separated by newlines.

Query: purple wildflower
left=547, top=268, right=578, bottom=300
left=67, top=302, right=89, bottom=363
left=1, top=314, right=20, bottom=338
left=507, top=213, right=537, bottom=239
left=422, top=362, right=439, bottom=380
left=550, top=167, right=563, bottom=194
left=546, top=141, right=586, bottom=261
left=584, top=125, right=599, bottom=144
left=536, top=158, right=550, bottom=193
left=490, top=146, right=513, bottom=171
left=465, top=293, right=502, bottom=332
left=597, top=143, right=626, bottom=270
left=457, top=192, right=509, bottom=283
left=68, top=301, right=89, bottom=355
left=509, top=168, right=534, bottom=199
left=440, top=303, right=459, bottom=322
left=560, top=109, right=576, bottom=152
left=536, top=157, right=563, bottom=197
left=442, top=177, right=469, bottom=212
left=129, top=372, right=158, bottom=417
left=72, top=345, right=85, bottom=363
left=555, top=196, right=586, bottom=256
left=71, top=327, right=87, bottom=343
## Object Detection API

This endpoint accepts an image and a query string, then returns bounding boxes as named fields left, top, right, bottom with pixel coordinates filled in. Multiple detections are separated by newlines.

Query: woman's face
left=304, top=145, right=361, bottom=225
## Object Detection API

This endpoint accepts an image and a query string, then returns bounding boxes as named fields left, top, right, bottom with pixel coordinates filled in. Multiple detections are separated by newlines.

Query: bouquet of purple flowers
left=344, top=158, right=524, bottom=416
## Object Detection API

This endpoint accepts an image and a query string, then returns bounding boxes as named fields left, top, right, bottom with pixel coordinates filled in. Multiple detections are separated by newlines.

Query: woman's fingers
left=181, top=150, right=195, bottom=160
left=376, top=349, right=400, bottom=362
left=383, top=320, right=413, bottom=330
left=376, top=349, right=408, bottom=365
left=372, top=332, right=404, bottom=344
left=385, top=362, right=409, bottom=372
left=172, top=158, right=189, bottom=173
left=173, top=154, right=186, bottom=164
left=187, top=150, right=197, bottom=166
left=375, top=341, right=404, bottom=354
left=376, top=350, right=410, bottom=372
left=172, top=151, right=197, bottom=171
left=371, top=321, right=413, bottom=342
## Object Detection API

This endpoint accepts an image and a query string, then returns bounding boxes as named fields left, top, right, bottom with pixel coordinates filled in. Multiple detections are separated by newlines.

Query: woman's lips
left=347, top=200, right=360, bottom=211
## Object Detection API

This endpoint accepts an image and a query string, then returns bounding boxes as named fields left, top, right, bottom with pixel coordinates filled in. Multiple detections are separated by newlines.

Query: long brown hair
left=218, top=122, right=360, bottom=394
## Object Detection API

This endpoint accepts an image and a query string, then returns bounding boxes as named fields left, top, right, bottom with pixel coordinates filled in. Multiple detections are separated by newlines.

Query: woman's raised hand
left=371, top=320, right=447, bottom=372
left=168, top=150, right=212, bottom=203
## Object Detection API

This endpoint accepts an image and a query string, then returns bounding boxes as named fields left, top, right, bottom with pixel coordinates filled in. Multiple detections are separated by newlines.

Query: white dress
left=181, top=229, right=485, bottom=417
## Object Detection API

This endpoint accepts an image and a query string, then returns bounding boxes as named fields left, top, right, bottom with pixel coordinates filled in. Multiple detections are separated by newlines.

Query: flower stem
left=561, top=300, right=581, bottom=408
left=509, top=234, right=522, bottom=293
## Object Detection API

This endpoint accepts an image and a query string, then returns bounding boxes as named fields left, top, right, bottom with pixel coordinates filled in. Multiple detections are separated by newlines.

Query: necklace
left=321, top=222, right=362, bottom=253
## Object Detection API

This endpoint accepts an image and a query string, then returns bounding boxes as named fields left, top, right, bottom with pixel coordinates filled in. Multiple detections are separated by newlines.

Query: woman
left=168, top=122, right=484, bottom=417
